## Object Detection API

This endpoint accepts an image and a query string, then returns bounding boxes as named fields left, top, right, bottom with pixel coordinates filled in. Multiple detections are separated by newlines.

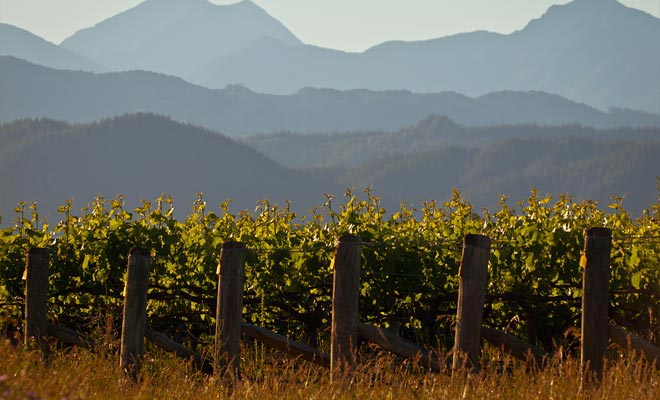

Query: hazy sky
left=1, top=0, right=659, bottom=52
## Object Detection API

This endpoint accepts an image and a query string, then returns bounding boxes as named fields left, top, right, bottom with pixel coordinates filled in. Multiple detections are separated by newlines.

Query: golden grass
left=1, top=340, right=660, bottom=400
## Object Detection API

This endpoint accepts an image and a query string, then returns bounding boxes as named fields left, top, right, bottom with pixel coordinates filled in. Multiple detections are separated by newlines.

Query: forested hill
left=334, top=138, right=660, bottom=214
left=245, top=115, right=660, bottom=168
left=1, top=114, right=659, bottom=218
left=0, top=114, right=334, bottom=219
left=247, top=115, right=660, bottom=214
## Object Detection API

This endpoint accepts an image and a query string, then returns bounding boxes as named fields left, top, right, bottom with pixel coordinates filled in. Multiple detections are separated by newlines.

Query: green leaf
left=631, top=272, right=641, bottom=290
left=525, top=253, right=535, bottom=271
left=82, top=254, right=91, bottom=270
left=629, top=247, right=641, bottom=267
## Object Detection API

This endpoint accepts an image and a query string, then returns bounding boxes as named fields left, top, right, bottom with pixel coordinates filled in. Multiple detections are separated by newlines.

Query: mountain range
left=2, top=56, right=659, bottom=137
left=1, top=0, right=657, bottom=114
left=60, top=0, right=660, bottom=113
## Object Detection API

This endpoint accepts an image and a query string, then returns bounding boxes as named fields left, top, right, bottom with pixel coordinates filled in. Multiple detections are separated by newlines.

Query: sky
left=1, top=0, right=659, bottom=52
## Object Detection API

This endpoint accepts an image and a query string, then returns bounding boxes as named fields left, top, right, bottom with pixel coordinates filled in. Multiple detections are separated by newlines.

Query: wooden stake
left=24, top=248, right=49, bottom=354
left=453, top=234, right=491, bottom=372
left=581, top=227, right=611, bottom=381
left=330, top=235, right=361, bottom=374
left=119, top=248, right=151, bottom=380
left=215, top=241, right=246, bottom=377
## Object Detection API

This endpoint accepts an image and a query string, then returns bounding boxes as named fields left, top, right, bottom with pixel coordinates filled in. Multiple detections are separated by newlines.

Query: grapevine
left=1, top=188, right=659, bottom=352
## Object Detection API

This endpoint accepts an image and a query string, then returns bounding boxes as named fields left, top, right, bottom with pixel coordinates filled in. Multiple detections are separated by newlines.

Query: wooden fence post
left=24, top=248, right=50, bottom=354
left=453, top=234, right=491, bottom=372
left=119, top=248, right=152, bottom=380
left=581, top=227, right=612, bottom=381
left=331, top=235, right=361, bottom=375
left=215, top=241, right=246, bottom=377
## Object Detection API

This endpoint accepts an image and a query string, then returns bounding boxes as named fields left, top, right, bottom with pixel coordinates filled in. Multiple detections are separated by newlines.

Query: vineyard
left=2, top=188, right=660, bottom=356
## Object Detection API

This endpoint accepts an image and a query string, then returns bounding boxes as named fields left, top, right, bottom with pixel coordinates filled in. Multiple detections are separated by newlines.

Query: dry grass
left=1, top=340, right=660, bottom=399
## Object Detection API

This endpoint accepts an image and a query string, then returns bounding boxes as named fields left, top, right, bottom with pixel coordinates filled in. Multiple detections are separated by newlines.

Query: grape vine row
left=1, top=188, right=659, bottom=352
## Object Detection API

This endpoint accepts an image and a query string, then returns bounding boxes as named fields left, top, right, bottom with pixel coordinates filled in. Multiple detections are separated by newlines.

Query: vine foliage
left=1, top=189, right=659, bottom=352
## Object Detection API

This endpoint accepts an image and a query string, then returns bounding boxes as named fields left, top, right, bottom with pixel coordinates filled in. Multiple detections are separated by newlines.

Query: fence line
left=10, top=227, right=660, bottom=382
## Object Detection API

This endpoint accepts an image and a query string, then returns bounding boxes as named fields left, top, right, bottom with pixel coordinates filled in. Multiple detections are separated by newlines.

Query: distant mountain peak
left=136, top=0, right=250, bottom=14
left=232, top=0, right=260, bottom=8
left=551, top=0, right=621, bottom=10
left=142, top=0, right=209, bottom=5
left=140, top=0, right=256, bottom=9
left=540, top=0, right=644, bottom=19
left=60, top=0, right=301, bottom=77
left=517, top=0, right=659, bottom=43
left=573, top=0, right=617, bottom=4
left=407, top=114, right=461, bottom=134
left=222, top=83, right=256, bottom=95
left=108, top=0, right=270, bottom=20
left=0, top=23, right=104, bottom=72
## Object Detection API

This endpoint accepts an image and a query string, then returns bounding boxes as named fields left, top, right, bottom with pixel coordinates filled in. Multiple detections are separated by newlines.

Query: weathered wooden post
left=330, top=235, right=361, bottom=375
left=24, top=248, right=50, bottom=354
left=215, top=241, right=246, bottom=377
left=453, top=234, right=491, bottom=372
left=119, top=248, right=152, bottom=380
left=581, top=227, right=612, bottom=381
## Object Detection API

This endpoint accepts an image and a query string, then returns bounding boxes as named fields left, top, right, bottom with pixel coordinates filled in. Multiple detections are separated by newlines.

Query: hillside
left=335, top=137, right=660, bottom=214
left=245, top=114, right=660, bottom=167
left=2, top=57, right=658, bottom=137
left=245, top=114, right=660, bottom=213
left=0, top=23, right=104, bottom=72
left=1, top=114, right=658, bottom=218
left=0, top=114, right=331, bottom=219
left=60, top=0, right=301, bottom=77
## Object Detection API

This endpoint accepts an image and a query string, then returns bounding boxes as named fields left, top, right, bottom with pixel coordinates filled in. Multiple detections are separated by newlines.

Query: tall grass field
left=2, top=339, right=660, bottom=399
